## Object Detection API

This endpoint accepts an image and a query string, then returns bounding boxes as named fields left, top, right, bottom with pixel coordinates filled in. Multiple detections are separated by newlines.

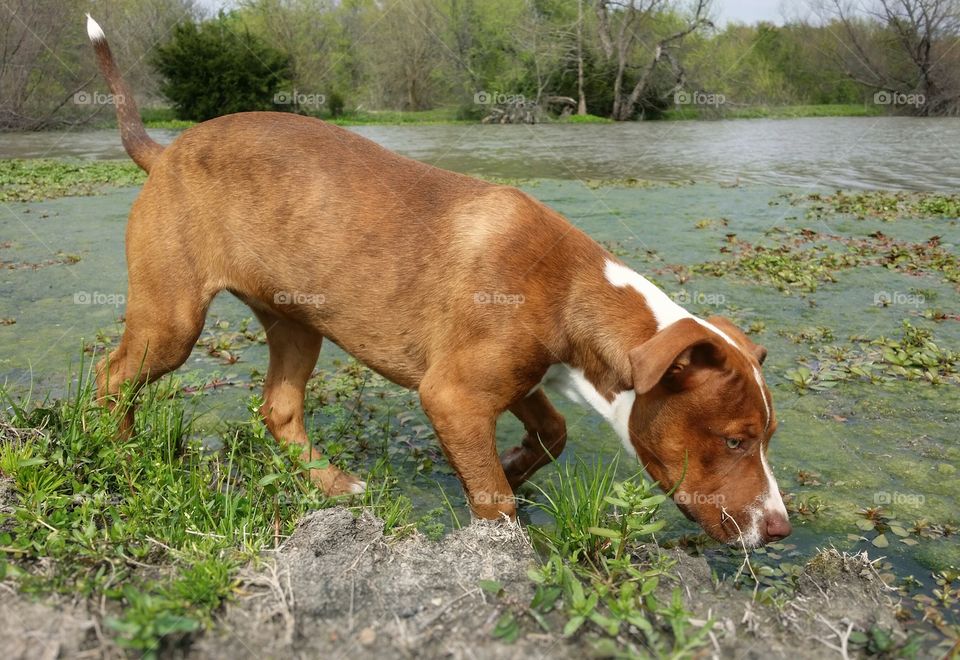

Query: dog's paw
left=313, top=465, right=366, bottom=497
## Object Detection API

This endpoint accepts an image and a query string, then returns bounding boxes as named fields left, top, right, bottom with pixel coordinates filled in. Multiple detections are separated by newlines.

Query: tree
left=595, top=0, right=713, bottom=120
left=239, top=0, right=345, bottom=111
left=814, top=0, right=960, bottom=115
left=152, top=13, right=291, bottom=121
left=0, top=0, right=196, bottom=130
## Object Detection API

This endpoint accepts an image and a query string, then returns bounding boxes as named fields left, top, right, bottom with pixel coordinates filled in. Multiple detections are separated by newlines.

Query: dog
left=86, top=15, right=790, bottom=547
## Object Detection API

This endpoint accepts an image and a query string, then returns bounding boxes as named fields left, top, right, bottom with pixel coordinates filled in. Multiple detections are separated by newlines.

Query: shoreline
left=0, top=103, right=899, bottom=134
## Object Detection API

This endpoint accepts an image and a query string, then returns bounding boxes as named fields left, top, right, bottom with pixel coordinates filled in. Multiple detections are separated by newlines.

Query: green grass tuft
left=520, top=459, right=712, bottom=655
left=0, top=365, right=331, bottom=654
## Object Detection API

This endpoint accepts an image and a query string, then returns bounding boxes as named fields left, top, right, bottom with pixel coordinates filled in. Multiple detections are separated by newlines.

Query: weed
left=521, top=459, right=712, bottom=657
left=0, top=159, right=146, bottom=202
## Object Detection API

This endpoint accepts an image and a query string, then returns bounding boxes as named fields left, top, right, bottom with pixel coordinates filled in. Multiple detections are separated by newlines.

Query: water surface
left=2, top=117, right=958, bottom=190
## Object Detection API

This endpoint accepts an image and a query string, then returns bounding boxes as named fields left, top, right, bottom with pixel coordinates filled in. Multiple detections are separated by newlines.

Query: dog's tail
left=86, top=14, right=164, bottom=172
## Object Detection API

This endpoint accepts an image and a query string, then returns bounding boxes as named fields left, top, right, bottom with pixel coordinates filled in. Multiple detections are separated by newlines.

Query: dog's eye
left=725, top=437, right=743, bottom=450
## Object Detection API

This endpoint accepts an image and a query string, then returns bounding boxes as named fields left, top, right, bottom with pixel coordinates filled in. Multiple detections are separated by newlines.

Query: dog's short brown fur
left=88, top=16, right=790, bottom=545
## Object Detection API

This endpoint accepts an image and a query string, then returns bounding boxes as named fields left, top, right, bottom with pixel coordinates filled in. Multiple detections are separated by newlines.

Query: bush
left=326, top=91, right=345, bottom=118
left=151, top=14, right=291, bottom=122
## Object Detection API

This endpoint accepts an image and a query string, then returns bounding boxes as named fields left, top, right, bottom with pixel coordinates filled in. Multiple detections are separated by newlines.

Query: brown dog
left=87, top=15, right=789, bottom=546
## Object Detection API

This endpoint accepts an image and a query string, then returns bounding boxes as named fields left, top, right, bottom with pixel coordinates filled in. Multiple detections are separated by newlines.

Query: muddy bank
left=0, top=492, right=907, bottom=658
left=190, top=508, right=568, bottom=659
left=190, top=508, right=903, bottom=659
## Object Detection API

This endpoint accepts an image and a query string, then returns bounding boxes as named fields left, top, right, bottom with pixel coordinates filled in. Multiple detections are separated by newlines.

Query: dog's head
left=626, top=316, right=790, bottom=547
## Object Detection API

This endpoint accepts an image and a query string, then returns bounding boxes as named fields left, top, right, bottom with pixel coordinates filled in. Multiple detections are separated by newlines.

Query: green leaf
left=258, top=473, right=283, bottom=487
left=530, top=586, right=562, bottom=612
left=526, top=568, right=545, bottom=584
left=603, top=496, right=629, bottom=507
left=563, top=615, right=585, bottom=637
left=302, top=459, right=330, bottom=470
left=479, top=579, right=502, bottom=595
left=872, top=534, right=889, bottom=548
left=492, top=612, right=519, bottom=643
left=849, top=630, right=869, bottom=645
left=587, top=527, right=621, bottom=540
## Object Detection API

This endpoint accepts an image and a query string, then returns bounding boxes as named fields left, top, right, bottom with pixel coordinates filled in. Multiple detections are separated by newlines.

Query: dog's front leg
left=500, top=388, right=567, bottom=489
left=419, top=366, right=516, bottom=520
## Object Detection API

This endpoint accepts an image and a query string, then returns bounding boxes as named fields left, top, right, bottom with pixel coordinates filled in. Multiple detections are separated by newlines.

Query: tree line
left=2, top=0, right=958, bottom=129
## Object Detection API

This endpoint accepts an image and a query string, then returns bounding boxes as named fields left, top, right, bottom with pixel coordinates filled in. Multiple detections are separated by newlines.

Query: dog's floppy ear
left=629, top=318, right=727, bottom=395
left=705, top=315, right=767, bottom=365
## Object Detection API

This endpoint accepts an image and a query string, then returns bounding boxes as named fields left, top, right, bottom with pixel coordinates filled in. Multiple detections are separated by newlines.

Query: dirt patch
left=0, top=595, right=104, bottom=660
left=190, top=507, right=571, bottom=659
left=0, top=504, right=906, bottom=658
left=191, top=508, right=904, bottom=659
left=671, top=548, right=904, bottom=657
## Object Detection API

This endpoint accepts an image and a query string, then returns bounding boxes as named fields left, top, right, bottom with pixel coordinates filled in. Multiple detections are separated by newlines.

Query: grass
left=0, top=365, right=337, bottom=655
left=515, top=459, right=712, bottom=656
left=555, top=113, right=613, bottom=124
left=0, top=159, right=146, bottom=202
left=140, top=107, right=613, bottom=128
left=662, top=103, right=884, bottom=120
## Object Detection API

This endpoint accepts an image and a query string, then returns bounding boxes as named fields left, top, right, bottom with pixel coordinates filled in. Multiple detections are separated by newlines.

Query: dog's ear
left=705, top=315, right=767, bottom=365
left=629, top=318, right=727, bottom=395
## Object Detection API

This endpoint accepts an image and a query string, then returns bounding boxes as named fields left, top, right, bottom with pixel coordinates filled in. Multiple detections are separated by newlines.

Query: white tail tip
left=86, top=14, right=105, bottom=42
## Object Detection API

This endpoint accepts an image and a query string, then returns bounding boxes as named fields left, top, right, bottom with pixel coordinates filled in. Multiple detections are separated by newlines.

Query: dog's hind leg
left=96, top=286, right=209, bottom=438
left=500, top=388, right=567, bottom=489
left=255, top=311, right=365, bottom=496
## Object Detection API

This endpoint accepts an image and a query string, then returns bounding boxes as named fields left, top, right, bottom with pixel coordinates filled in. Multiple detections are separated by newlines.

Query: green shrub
left=151, top=14, right=291, bottom=122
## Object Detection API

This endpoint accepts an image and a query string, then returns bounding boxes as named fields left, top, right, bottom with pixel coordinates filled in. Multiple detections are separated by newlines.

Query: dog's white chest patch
left=539, top=364, right=636, bottom=457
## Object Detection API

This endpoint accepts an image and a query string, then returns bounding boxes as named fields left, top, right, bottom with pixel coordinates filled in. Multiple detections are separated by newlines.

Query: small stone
left=431, top=597, right=442, bottom=607
left=358, top=627, right=376, bottom=646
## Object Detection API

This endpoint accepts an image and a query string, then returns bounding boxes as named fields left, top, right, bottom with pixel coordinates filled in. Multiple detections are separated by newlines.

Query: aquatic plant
left=0, top=159, right=145, bottom=202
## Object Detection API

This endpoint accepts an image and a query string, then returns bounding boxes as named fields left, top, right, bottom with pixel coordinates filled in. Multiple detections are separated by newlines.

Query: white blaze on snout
left=736, top=450, right=788, bottom=547
left=760, top=450, right=787, bottom=519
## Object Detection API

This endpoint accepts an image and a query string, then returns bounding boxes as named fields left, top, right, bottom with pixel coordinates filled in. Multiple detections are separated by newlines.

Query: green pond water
left=0, top=121, right=958, bottom=634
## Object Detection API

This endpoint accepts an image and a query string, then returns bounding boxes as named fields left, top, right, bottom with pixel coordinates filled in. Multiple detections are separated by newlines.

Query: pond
left=0, top=118, right=957, bottom=628
left=2, top=116, right=959, bottom=191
